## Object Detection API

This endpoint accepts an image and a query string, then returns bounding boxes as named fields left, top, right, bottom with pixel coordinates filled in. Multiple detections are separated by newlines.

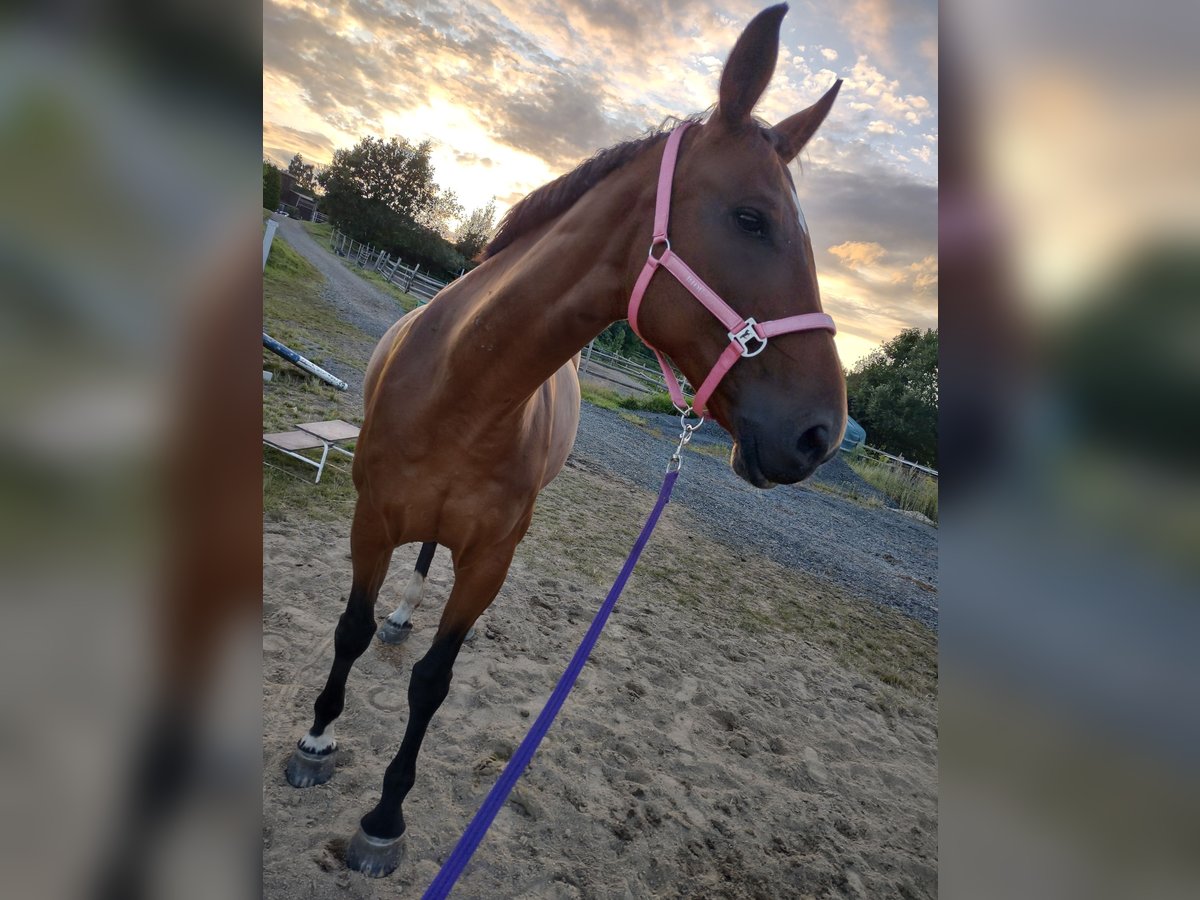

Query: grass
left=580, top=384, right=622, bottom=410
left=847, top=453, right=939, bottom=522
left=300, top=219, right=423, bottom=312
left=580, top=383, right=678, bottom=415
left=301, top=219, right=332, bottom=242
left=262, top=228, right=374, bottom=522
left=357, top=267, right=423, bottom=312
left=619, top=390, right=678, bottom=414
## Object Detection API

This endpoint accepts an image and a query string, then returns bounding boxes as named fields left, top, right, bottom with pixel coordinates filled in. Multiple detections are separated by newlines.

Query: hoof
left=345, top=827, right=404, bottom=878
left=377, top=618, right=413, bottom=645
left=285, top=744, right=336, bottom=788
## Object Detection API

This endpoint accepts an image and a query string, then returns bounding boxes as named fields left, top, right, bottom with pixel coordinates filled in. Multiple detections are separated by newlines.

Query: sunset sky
left=263, top=0, right=937, bottom=367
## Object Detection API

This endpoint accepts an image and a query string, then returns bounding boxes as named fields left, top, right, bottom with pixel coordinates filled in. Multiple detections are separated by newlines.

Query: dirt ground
left=263, top=460, right=937, bottom=899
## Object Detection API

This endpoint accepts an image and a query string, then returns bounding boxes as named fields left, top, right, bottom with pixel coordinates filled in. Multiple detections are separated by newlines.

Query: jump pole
left=262, top=333, right=349, bottom=391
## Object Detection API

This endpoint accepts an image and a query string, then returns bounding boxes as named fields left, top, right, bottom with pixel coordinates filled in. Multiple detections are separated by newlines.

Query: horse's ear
left=715, top=4, right=788, bottom=128
left=773, top=79, right=842, bottom=162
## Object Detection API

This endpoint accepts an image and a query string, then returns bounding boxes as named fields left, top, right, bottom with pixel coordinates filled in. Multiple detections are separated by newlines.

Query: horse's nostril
left=797, top=423, right=831, bottom=460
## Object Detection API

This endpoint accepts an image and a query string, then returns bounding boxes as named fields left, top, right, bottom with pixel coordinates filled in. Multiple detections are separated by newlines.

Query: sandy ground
left=263, top=460, right=937, bottom=899
left=264, top=219, right=936, bottom=897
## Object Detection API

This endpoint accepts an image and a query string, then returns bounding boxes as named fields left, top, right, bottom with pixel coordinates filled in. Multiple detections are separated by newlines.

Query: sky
left=263, top=0, right=938, bottom=368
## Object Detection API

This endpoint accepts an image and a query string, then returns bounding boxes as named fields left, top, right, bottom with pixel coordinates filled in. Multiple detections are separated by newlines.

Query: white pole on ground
left=263, top=219, right=279, bottom=271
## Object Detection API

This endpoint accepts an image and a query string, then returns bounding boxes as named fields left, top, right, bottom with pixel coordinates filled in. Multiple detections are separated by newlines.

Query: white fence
left=578, top=342, right=688, bottom=397
left=328, top=227, right=454, bottom=304
left=859, top=445, right=938, bottom=479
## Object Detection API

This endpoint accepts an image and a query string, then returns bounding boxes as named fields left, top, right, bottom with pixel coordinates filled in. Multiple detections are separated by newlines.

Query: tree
left=315, top=135, right=469, bottom=279
left=845, top=328, right=938, bottom=466
left=453, top=199, right=497, bottom=261
left=417, top=189, right=463, bottom=237
left=287, top=153, right=316, bottom=193
left=317, top=136, right=446, bottom=226
left=262, top=161, right=281, bottom=211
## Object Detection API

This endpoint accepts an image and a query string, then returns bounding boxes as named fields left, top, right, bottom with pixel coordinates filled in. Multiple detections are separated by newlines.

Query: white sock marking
left=299, top=727, right=336, bottom=753
left=387, top=570, right=426, bottom=626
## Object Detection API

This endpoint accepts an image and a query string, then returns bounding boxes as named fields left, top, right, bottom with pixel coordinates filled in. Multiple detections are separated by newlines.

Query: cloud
left=838, top=0, right=895, bottom=62
left=261, top=122, right=337, bottom=166
left=918, top=36, right=937, bottom=73
left=261, top=0, right=937, bottom=354
left=830, top=241, right=888, bottom=269
left=837, top=0, right=937, bottom=69
left=792, top=150, right=937, bottom=341
left=454, top=150, right=495, bottom=168
left=900, top=254, right=938, bottom=295
left=844, top=57, right=933, bottom=125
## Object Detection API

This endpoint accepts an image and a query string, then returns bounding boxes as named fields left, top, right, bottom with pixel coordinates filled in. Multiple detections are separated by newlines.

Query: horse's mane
left=482, top=112, right=710, bottom=260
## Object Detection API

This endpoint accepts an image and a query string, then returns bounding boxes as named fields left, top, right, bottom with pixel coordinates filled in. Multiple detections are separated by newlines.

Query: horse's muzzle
left=731, top=416, right=841, bottom=488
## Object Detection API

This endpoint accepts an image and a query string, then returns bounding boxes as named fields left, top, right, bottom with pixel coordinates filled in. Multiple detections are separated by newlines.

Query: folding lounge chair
left=263, top=419, right=360, bottom=483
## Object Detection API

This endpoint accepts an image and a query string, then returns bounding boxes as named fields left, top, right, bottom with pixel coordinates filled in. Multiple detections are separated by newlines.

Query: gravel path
left=275, top=219, right=939, bottom=629
left=570, top=408, right=939, bottom=628
left=272, top=216, right=403, bottom=398
left=276, top=216, right=400, bottom=339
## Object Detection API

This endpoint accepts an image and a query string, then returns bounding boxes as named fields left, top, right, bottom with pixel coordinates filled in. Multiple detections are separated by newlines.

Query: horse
left=285, top=3, right=848, bottom=877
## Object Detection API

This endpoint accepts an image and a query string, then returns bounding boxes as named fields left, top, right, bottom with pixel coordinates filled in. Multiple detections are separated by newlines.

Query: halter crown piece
left=627, top=123, right=837, bottom=418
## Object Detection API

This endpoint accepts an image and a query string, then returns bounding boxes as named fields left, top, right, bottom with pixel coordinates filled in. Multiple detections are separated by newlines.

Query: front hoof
left=345, top=827, right=405, bottom=878
left=285, top=745, right=336, bottom=788
left=377, top=618, right=413, bottom=645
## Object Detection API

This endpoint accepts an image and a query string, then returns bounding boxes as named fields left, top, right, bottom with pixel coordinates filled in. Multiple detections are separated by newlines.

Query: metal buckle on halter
left=648, top=236, right=671, bottom=262
left=729, top=318, right=767, bottom=357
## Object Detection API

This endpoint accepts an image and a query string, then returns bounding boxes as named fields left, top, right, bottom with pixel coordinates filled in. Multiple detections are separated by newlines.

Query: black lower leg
left=310, top=586, right=377, bottom=735
left=414, top=541, right=437, bottom=579
left=360, top=633, right=464, bottom=839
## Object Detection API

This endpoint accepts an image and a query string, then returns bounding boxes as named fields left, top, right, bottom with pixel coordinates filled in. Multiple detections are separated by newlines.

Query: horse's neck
left=445, top=167, right=652, bottom=415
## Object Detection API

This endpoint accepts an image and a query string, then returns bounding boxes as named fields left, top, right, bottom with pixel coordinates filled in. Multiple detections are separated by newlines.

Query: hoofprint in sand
left=263, top=459, right=937, bottom=899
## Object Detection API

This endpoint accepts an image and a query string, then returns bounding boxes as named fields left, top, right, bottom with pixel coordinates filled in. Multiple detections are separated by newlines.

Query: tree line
left=846, top=327, right=937, bottom=467
left=262, top=137, right=496, bottom=281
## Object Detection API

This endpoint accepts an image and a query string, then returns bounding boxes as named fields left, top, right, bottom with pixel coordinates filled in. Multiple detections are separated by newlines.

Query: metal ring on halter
left=649, top=237, right=671, bottom=262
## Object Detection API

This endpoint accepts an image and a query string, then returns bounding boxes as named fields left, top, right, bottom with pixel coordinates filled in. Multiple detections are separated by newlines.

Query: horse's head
left=632, top=4, right=847, bottom=488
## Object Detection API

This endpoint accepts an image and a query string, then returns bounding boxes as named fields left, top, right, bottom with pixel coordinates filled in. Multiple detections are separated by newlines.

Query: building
left=278, top=170, right=319, bottom=221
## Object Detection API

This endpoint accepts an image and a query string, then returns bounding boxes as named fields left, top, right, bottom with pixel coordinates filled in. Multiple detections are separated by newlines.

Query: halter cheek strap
left=627, top=123, right=837, bottom=418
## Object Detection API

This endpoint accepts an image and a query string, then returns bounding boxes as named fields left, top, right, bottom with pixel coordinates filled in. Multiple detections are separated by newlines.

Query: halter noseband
left=627, top=123, right=836, bottom=418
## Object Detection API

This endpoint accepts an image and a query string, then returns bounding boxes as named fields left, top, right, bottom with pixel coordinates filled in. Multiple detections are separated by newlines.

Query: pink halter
left=627, top=123, right=837, bottom=418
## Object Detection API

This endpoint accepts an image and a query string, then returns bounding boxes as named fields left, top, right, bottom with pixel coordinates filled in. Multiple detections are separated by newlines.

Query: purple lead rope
left=421, top=468, right=680, bottom=899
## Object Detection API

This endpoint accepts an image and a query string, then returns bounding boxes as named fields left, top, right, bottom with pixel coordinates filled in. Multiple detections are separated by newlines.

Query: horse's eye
left=735, top=209, right=765, bottom=235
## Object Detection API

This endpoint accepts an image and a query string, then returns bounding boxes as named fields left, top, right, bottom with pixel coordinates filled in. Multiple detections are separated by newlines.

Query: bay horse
left=286, top=3, right=847, bottom=877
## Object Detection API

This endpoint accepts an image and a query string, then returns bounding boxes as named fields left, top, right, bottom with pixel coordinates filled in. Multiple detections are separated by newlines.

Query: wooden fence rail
left=578, top=342, right=690, bottom=397
left=328, top=227, right=453, bottom=304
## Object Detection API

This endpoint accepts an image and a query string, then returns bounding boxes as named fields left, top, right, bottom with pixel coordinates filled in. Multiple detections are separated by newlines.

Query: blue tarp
left=840, top=415, right=866, bottom=452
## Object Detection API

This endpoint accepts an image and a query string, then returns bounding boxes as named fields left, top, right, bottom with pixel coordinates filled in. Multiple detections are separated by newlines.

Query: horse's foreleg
left=377, top=541, right=437, bottom=644
left=285, top=512, right=394, bottom=788
left=345, top=545, right=515, bottom=877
